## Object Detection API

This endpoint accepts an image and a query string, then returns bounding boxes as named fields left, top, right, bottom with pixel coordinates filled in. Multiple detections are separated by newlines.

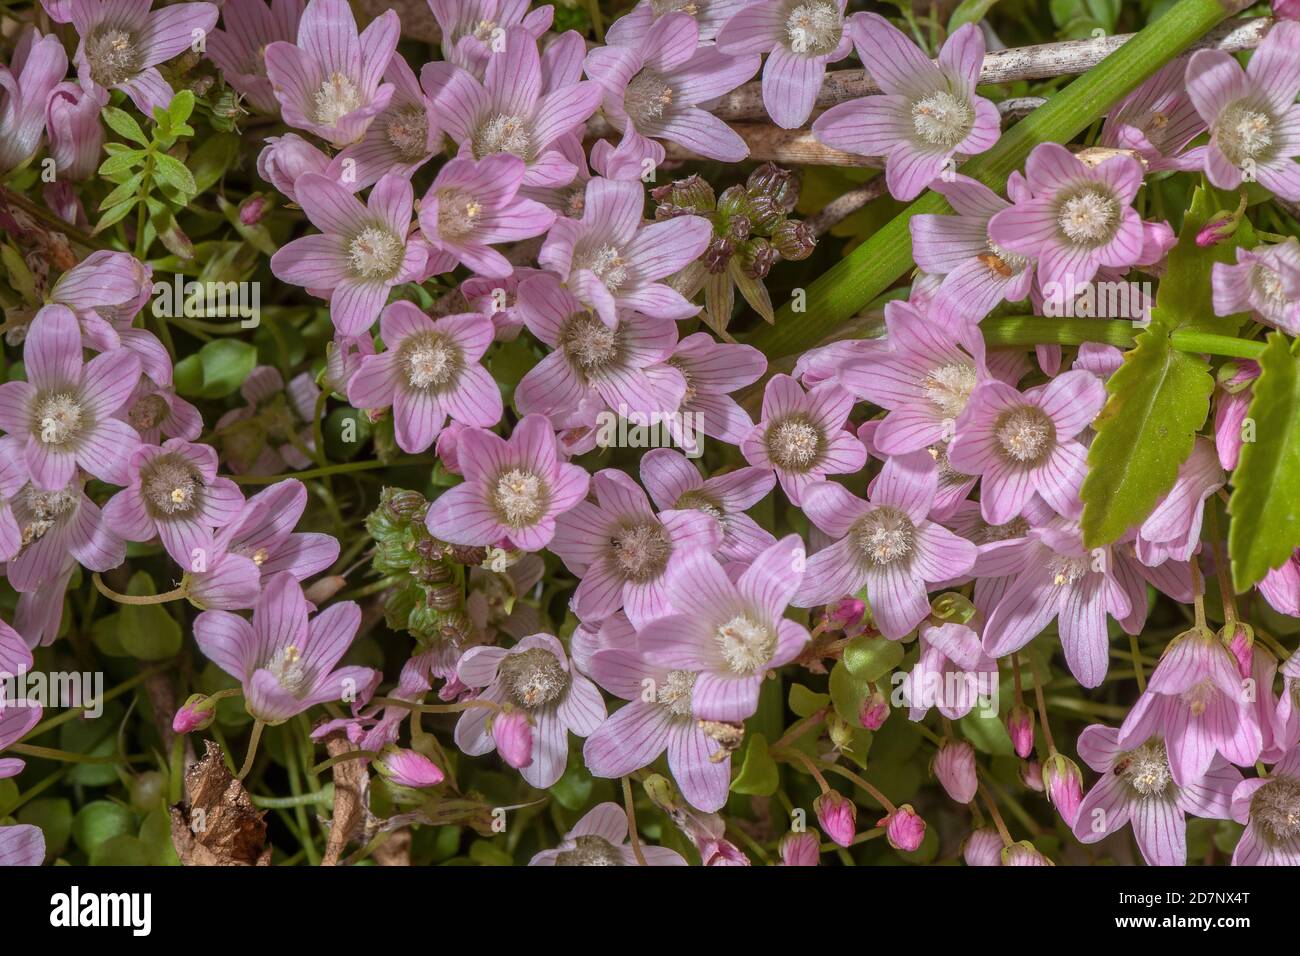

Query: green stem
left=225, top=455, right=434, bottom=485
left=93, top=572, right=188, bottom=605
left=980, top=317, right=1267, bottom=358
left=7, top=743, right=132, bottom=765
left=748, top=0, right=1245, bottom=359
left=250, top=786, right=334, bottom=809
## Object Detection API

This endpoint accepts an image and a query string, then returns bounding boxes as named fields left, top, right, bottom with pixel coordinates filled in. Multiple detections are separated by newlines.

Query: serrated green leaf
left=99, top=172, right=144, bottom=211
left=1228, top=333, right=1300, bottom=591
left=93, top=197, right=139, bottom=233
left=731, top=733, right=779, bottom=795
left=102, top=106, right=148, bottom=146
left=949, top=0, right=1002, bottom=30
left=1155, top=186, right=1254, bottom=336
left=152, top=153, right=197, bottom=197
left=97, top=149, right=146, bottom=177
left=1080, top=319, right=1214, bottom=548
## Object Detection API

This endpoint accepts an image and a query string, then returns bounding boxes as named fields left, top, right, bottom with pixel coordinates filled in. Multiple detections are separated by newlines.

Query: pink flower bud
left=932, top=740, right=977, bottom=804
left=172, top=693, right=216, bottom=734
left=1020, top=759, right=1044, bottom=792
left=814, top=790, right=857, bottom=848
left=859, top=689, right=889, bottom=730
left=1225, top=623, right=1254, bottom=678
left=1195, top=212, right=1238, bottom=248
left=881, top=804, right=926, bottom=853
left=1002, top=840, right=1053, bottom=866
left=700, top=839, right=750, bottom=866
left=378, top=748, right=445, bottom=788
left=492, top=709, right=534, bottom=769
left=779, top=831, right=821, bottom=866
left=962, top=827, right=1003, bottom=867
left=1006, top=705, right=1035, bottom=759
left=239, top=193, right=268, bottom=226
left=1042, top=753, right=1083, bottom=827
left=828, top=597, right=865, bottom=628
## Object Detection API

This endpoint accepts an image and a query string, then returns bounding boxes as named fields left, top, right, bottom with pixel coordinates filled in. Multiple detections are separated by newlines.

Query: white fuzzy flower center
left=128, top=394, right=168, bottom=431
left=766, top=417, right=823, bottom=472
left=984, top=238, right=1031, bottom=275
left=398, top=331, right=460, bottom=390
left=1253, top=262, right=1288, bottom=313
left=853, top=506, right=915, bottom=567
left=312, top=72, right=362, bottom=126
left=1057, top=186, right=1119, bottom=246
left=715, top=615, right=775, bottom=674
left=86, top=27, right=141, bottom=86
left=436, top=188, right=483, bottom=241
left=141, top=454, right=202, bottom=517
left=1116, top=740, right=1173, bottom=799
left=921, top=362, right=978, bottom=420
left=560, top=313, right=620, bottom=375
left=348, top=226, right=404, bottom=280
left=656, top=669, right=698, bottom=717
left=994, top=405, right=1055, bottom=465
left=20, top=487, right=77, bottom=545
left=471, top=18, right=498, bottom=42
left=785, top=0, right=841, bottom=55
left=573, top=243, right=630, bottom=292
left=1048, top=554, right=1088, bottom=587
left=911, top=91, right=973, bottom=149
left=474, top=113, right=532, bottom=160
left=624, top=71, right=675, bottom=127
left=612, top=521, right=671, bottom=582
left=652, top=0, right=700, bottom=14
left=386, top=104, right=430, bottom=161
left=1217, top=103, right=1274, bottom=169
left=676, top=489, right=723, bottom=523
left=499, top=647, right=570, bottom=709
left=267, top=644, right=310, bottom=696
left=556, top=834, right=624, bottom=865
left=1251, top=775, right=1300, bottom=843
left=34, top=392, right=85, bottom=446
left=492, top=468, right=547, bottom=527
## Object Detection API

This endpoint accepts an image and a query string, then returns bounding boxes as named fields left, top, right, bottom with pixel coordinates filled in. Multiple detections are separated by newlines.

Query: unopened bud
left=858, top=689, right=889, bottom=730
left=492, top=709, right=533, bottom=769
left=1002, top=840, right=1054, bottom=866
left=962, top=827, right=1003, bottom=866
left=881, top=804, right=926, bottom=852
left=814, top=790, right=856, bottom=848
left=746, top=162, right=799, bottom=211
left=1006, top=704, right=1035, bottom=759
left=740, top=238, right=777, bottom=279
left=239, top=193, right=268, bottom=226
left=1020, top=759, right=1044, bottom=792
left=1042, top=753, right=1083, bottom=826
left=779, top=830, right=821, bottom=866
left=932, top=740, right=977, bottom=804
left=377, top=747, right=445, bottom=788
left=651, top=174, right=715, bottom=214
left=172, top=693, right=217, bottom=734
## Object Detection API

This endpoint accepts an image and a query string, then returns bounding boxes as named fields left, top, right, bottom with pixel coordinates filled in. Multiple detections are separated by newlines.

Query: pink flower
left=172, top=694, right=217, bottom=734
left=538, top=177, right=711, bottom=327
left=1212, top=239, right=1300, bottom=334
left=270, top=171, right=426, bottom=336
left=814, top=790, right=856, bottom=847
left=641, top=447, right=776, bottom=562
left=66, top=0, right=219, bottom=114
left=513, top=273, right=684, bottom=425
left=551, top=468, right=721, bottom=627
left=1043, top=753, right=1084, bottom=826
left=1101, top=61, right=1205, bottom=173
left=1007, top=706, right=1035, bottom=759
left=859, top=690, right=889, bottom=730
left=947, top=369, right=1104, bottom=524
left=1214, top=359, right=1260, bottom=472
left=900, top=622, right=997, bottom=720
left=256, top=133, right=344, bottom=205
left=1002, top=841, right=1052, bottom=865
left=812, top=15, right=999, bottom=198
left=429, top=0, right=553, bottom=78
left=461, top=268, right=546, bottom=342
left=741, top=374, right=866, bottom=506
left=425, top=413, right=590, bottom=552
left=417, top=153, right=556, bottom=279
left=264, top=0, right=398, bottom=148
left=195, top=573, right=378, bottom=724
left=881, top=804, right=926, bottom=852
left=608, top=0, right=750, bottom=45
left=46, top=81, right=108, bottom=183
left=1186, top=21, right=1300, bottom=199
left=0, top=29, right=68, bottom=174
left=207, top=0, right=304, bottom=114
left=665, top=333, right=767, bottom=446
left=102, top=438, right=244, bottom=569
left=1135, top=438, right=1223, bottom=567
left=1230, top=743, right=1300, bottom=865
left=909, top=174, right=1037, bottom=323
left=779, top=830, right=821, bottom=866
left=426, top=26, right=600, bottom=188
left=716, top=0, right=852, bottom=130
left=933, top=741, right=977, bottom=804
left=795, top=452, right=977, bottom=638
left=377, top=748, right=445, bottom=788
left=0, top=825, right=44, bottom=866
left=0, top=304, right=141, bottom=490
left=331, top=50, right=441, bottom=190
left=529, top=802, right=685, bottom=865
left=454, top=634, right=605, bottom=788
left=1072, top=723, right=1241, bottom=866
left=120, top=379, right=202, bottom=445
left=1117, top=629, right=1263, bottom=786
left=491, top=709, right=533, bottom=769
left=0, top=624, right=42, bottom=779
left=987, top=143, right=1146, bottom=292
left=587, top=13, right=759, bottom=160
left=2, top=469, right=124, bottom=593
left=1278, top=0, right=1300, bottom=19
left=583, top=646, right=733, bottom=812
left=639, top=536, right=808, bottom=721
left=345, top=301, right=501, bottom=453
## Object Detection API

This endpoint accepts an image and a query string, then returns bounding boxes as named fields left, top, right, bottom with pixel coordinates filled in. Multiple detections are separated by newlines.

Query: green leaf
left=16, top=798, right=72, bottom=861
left=96, top=149, right=146, bottom=177
left=172, top=353, right=204, bottom=397
left=841, top=634, right=904, bottom=683
left=1, top=243, right=38, bottom=303
left=949, top=0, right=1002, bottom=30
left=731, top=733, right=779, bottom=795
left=828, top=660, right=873, bottom=725
left=90, top=835, right=152, bottom=866
left=99, top=172, right=144, bottom=211
left=167, top=89, right=196, bottom=126
left=1154, top=186, right=1253, bottom=336
left=788, top=684, right=829, bottom=718
left=72, top=801, right=135, bottom=855
left=959, top=707, right=1014, bottom=756
left=93, top=196, right=139, bottom=234
left=193, top=134, right=242, bottom=195
left=152, top=153, right=197, bottom=197
left=120, top=572, right=182, bottom=660
left=1229, top=334, right=1300, bottom=591
left=101, top=106, right=148, bottom=146
left=196, top=339, right=258, bottom=398
left=1080, top=318, right=1213, bottom=548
